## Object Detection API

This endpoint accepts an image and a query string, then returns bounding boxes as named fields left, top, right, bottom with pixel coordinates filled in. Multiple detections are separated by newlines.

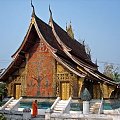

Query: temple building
left=0, top=7, right=120, bottom=100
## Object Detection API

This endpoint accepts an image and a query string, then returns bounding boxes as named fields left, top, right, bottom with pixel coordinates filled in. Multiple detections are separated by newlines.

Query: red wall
left=26, top=39, right=55, bottom=97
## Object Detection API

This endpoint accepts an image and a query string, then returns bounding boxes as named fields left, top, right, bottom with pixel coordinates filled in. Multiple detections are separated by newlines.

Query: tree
left=113, top=71, right=120, bottom=82
left=103, top=64, right=120, bottom=82
left=103, top=64, right=113, bottom=78
left=0, top=82, right=6, bottom=101
left=0, top=114, right=6, bottom=120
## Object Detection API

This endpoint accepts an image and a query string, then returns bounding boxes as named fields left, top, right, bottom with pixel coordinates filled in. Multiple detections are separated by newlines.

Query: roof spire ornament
left=49, top=5, right=53, bottom=25
left=66, top=22, right=67, bottom=31
left=31, top=0, right=35, bottom=17
left=49, top=5, right=52, bottom=18
left=66, top=21, right=74, bottom=39
left=83, top=40, right=85, bottom=46
left=95, top=59, right=98, bottom=65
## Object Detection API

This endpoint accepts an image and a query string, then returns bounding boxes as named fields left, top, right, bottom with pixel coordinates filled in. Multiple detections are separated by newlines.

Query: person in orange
left=32, top=100, right=38, bottom=117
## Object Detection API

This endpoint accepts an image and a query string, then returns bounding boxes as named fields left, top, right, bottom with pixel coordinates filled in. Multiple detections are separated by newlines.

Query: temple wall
left=78, top=77, right=84, bottom=97
left=56, top=63, right=71, bottom=98
left=100, top=83, right=115, bottom=98
left=7, top=62, right=26, bottom=97
left=56, top=63, right=82, bottom=99
left=5, top=40, right=116, bottom=99
left=102, top=83, right=109, bottom=98
left=108, top=85, right=115, bottom=98
left=93, top=84, right=101, bottom=99
left=26, top=39, right=55, bottom=97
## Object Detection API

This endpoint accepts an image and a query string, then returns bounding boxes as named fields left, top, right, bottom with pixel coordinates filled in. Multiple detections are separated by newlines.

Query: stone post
left=83, top=101, right=89, bottom=114
left=23, top=108, right=31, bottom=120
left=45, top=108, right=51, bottom=120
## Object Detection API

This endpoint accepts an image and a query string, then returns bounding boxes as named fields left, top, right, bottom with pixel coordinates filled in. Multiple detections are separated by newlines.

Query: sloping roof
left=0, top=11, right=119, bottom=86
left=11, top=23, right=39, bottom=58
left=35, top=15, right=63, bottom=52
left=0, top=54, right=25, bottom=80
left=53, top=21, right=89, bottom=60
left=52, top=20, right=98, bottom=69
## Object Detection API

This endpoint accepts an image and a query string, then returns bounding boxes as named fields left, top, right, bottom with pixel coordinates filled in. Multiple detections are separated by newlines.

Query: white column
left=83, top=101, right=89, bottom=114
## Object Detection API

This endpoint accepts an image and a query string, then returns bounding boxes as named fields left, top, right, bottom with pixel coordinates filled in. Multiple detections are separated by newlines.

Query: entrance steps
left=90, top=98, right=103, bottom=114
left=0, top=97, right=22, bottom=111
left=50, top=97, right=72, bottom=114
left=90, top=102, right=101, bottom=114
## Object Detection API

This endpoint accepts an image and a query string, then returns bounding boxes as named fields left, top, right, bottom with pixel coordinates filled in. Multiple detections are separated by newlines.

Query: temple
left=0, top=7, right=120, bottom=100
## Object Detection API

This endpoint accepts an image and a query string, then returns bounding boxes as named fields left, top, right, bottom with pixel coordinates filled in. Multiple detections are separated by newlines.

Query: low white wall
left=50, top=113, right=117, bottom=120
left=18, top=108, right=46, bottom=116
left=0, top=110, right=31, bottom=120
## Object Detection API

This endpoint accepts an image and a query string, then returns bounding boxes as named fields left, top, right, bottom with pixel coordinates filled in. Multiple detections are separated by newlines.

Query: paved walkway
left=31, top=115, right=45, bottom=120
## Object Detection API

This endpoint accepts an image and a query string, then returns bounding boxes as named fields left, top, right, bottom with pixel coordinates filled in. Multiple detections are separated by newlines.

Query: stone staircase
left=51, top=97, right=72, bottom=114
left=90, top=98, right=103, bottom=114
left=53, top=100, right=69, bottom=113
left=1, top=97, right=22, bottom=111
left=90, top=102, right=101, bottom=114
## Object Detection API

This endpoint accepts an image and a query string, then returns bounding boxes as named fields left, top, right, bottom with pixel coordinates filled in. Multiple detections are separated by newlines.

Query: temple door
left=60, top=81, right=70, bottom=100
left=14, top=84, right=21, bottom=99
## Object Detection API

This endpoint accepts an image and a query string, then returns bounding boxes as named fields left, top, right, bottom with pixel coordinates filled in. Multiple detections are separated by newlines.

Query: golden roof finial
left=66, top=21, right=74, bottom=39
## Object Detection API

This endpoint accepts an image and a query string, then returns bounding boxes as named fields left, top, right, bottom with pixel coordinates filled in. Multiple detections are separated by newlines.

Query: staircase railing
left=63, top=97, right=72, bottom=113
left=11, top=97, right=23, bottom=111
left=98, top=97, right=103, bottom=114
left=50, top=97, right=60, bottom=111
left=0, top=97, right=14, bottom=110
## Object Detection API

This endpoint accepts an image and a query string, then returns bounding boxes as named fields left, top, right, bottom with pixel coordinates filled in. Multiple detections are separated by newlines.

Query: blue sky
left=0, top=0, right=120, bottom=72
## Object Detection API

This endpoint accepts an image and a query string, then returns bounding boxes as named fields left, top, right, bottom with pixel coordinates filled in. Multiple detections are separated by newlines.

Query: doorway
left=14, top=83, right=21, bottom=99
left=60, top=81, right=70, bottom=100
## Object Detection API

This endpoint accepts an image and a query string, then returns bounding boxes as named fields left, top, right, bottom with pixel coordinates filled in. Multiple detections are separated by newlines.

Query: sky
left=0, top=0, right=120, bottom=73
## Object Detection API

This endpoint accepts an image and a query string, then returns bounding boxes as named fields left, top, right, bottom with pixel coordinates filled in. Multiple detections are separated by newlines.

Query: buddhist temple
left=0, top=6, right=120, bottom=100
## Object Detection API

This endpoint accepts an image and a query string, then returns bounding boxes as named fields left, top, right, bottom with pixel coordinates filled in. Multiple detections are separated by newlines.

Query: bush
left=80, top=88, right=91, bottom=101
left=0, top=114, right=7, bottom=120
left=0, top=83, right=6, bottom=101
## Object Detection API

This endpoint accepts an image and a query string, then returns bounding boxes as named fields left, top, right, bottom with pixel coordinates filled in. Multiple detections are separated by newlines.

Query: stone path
left=31, top=115, right=45, bottom=120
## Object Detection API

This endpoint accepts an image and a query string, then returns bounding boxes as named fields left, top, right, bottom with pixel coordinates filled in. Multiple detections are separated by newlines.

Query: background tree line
left=103, top=64, right=120, bottom=82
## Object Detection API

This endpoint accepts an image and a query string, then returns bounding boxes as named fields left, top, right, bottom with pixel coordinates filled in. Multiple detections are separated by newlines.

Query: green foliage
left=113, top=72, right=120, bottom=82
left=0, top=83, right=6, bottom=95
left=0, top=114, right=7, bottom=120
left=80, top=88, right=91, bottom=101
left=0, top=101, right=6, bottom=107
left=103, top=64, right=120, bottom=82
left=103, top=64, right=114, bottom=78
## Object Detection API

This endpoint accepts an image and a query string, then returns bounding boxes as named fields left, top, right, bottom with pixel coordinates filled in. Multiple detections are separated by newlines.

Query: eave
left=52, top=52, right=86, bottom=78
left=0, top=54, right=25, bottom=81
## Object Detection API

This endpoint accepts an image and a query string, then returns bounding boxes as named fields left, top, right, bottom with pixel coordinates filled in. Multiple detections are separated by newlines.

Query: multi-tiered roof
left=0, top=7, right=119, bottom=86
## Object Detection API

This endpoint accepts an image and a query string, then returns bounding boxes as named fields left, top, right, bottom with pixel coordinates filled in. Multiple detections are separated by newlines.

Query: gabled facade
left=0, top=8, right=120, bottom=100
